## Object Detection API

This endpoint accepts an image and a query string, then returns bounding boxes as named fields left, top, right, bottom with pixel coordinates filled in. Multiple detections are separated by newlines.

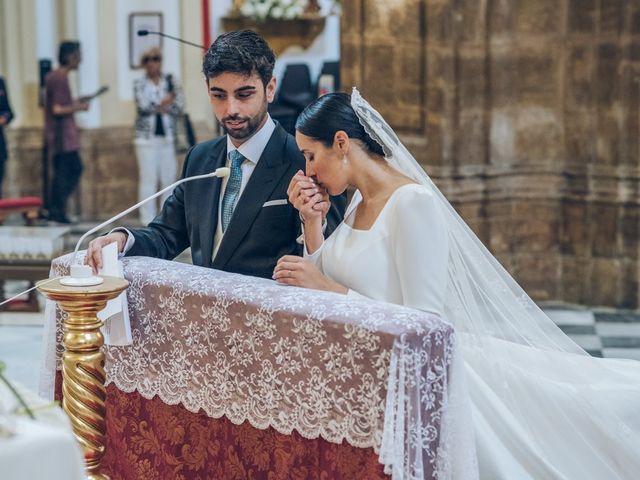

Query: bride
left=273, top=89, right=640, bottom=479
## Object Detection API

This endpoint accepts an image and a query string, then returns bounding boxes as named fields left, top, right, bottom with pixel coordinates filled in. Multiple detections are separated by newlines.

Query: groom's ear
left=265, top=76, right=276, bottom=103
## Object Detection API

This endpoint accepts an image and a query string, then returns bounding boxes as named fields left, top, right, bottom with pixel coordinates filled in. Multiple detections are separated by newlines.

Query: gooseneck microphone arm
left=72, top=167, right=230, bottom=263
left=137, top=30, right=206, bottom=50
left=0, top=168, right=229, bottom=294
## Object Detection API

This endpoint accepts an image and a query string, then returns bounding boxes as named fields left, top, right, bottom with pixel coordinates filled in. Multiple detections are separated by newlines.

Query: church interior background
left=1, top=0, right=640, bottom=477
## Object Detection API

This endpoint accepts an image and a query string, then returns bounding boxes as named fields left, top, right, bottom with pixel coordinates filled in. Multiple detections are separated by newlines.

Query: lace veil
left=350, top=87, right=583, bottom=355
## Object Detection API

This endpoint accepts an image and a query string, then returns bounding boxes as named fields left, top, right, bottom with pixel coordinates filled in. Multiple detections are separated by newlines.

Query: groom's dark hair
left=202, top=30, right=275, bottom=87
left=296, top=93, right=386, bottom=157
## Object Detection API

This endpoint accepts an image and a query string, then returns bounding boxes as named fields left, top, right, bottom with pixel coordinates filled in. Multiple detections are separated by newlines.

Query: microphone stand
left=137, top=30, right=206, bottom=50
left=61, top=167, right=230, bottom=285
left=72, top=167, right=229, bottom=261
left=0, top=167, right=230, bottom=298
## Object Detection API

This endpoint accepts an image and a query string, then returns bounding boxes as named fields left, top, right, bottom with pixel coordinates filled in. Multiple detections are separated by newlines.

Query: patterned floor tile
left=544, top=309, right=595, bottom=326
left=601, top=348, right=640, bottom=361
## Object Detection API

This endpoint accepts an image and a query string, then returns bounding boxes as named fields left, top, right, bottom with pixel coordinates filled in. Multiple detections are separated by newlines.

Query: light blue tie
left=221, top=149, right=244, bottom=232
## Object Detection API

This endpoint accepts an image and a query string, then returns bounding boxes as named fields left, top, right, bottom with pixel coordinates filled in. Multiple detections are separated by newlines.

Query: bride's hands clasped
left=273, top=255, right=347, bottom=294
left=278, top=170, right=347, bottom=293
left=287, top=170, right=330, bottom=225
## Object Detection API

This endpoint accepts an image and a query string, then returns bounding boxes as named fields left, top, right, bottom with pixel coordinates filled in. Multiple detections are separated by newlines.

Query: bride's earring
left=342, top=154, right=348, bottom=166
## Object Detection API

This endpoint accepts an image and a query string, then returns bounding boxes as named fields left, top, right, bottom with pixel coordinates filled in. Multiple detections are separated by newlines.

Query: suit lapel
left=199, top=145, right=227, bottom=267
left=212, top=125, right=291, bottom=270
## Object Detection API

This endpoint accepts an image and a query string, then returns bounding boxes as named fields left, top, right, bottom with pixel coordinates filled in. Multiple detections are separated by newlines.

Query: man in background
left=44, top=41, right=89, bottom=224
left=0, top=76, right=14, bottom=197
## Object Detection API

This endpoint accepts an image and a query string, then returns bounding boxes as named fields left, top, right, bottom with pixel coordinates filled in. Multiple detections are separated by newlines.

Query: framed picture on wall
left=129, top=12, right=163, bottom=69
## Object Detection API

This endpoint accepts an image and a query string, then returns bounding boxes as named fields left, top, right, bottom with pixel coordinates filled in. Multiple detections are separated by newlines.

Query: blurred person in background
left=0, top=76, right=14, bottom=198
left=44, top=41, right=88, bottom=224
left=133, top=46, right=185, bottom=224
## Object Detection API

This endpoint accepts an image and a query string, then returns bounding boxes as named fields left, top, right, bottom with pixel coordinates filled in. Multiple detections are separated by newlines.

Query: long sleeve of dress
left=303, top=237, right=324, bottom=270
left=391, top=187, right=449, bottom=316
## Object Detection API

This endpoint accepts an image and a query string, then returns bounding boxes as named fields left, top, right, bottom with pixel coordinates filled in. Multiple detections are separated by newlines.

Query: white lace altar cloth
left=45, top=254, right=461, bottom=479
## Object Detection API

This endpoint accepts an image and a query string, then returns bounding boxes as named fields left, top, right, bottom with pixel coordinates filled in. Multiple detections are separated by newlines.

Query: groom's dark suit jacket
left=127, top=123, right=346, bottom=279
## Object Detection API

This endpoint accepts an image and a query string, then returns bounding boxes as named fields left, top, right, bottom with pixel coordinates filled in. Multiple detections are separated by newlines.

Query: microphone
left=136, top=30, right=206, bottom=50
left=62, top=167, right=230, bottom=286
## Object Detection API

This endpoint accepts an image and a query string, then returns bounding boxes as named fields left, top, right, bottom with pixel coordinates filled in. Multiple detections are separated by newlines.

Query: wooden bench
left=0, top=258, right=51, bottom=311
left=0, top=197, right=43, bottom=225
left=0, top=197, right=47, bottom=310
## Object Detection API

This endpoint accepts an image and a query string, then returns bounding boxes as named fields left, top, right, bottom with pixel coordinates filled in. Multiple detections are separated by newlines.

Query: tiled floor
left=546, top=308, right=640, bottom=359
left=2, top=305, right=640, bottom=396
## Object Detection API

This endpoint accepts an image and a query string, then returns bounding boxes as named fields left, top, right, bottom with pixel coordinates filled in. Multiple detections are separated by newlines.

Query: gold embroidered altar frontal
left=50, top=255, right=455, bottom=475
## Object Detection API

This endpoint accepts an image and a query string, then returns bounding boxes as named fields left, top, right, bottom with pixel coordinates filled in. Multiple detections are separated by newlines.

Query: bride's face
left=296, top=132, right=348, bottom=196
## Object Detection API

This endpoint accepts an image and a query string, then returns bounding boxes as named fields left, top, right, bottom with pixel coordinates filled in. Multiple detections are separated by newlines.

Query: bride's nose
left=305, top=162, right=315, bottom=177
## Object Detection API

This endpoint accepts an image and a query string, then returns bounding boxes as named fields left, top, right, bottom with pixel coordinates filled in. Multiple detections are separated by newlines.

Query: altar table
left=47, top=255, right=459, bottom=479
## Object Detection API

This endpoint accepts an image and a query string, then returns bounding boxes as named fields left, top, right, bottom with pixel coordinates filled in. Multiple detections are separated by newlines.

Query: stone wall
left=342, top=0, right=640, bottom=308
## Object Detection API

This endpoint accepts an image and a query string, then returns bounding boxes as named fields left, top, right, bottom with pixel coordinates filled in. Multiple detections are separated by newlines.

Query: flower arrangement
left=238, top=0, right=308, bottom=21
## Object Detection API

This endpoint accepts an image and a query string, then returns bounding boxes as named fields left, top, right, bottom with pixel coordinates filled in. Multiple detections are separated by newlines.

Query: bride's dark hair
left=295, top=92, right=385, bottom=157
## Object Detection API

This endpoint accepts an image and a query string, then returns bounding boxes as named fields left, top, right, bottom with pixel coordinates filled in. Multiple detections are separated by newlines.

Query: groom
left=86, top=30, right=345, bottom=279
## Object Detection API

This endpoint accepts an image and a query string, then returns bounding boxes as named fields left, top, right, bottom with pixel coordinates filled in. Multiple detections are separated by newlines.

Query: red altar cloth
left=55, top=375, right=388, bottom=480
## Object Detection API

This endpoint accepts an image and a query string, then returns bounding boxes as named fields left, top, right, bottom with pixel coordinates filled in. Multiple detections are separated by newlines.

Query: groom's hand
left=287, top=170, right=329, bottom=224
left=85, top=232, right=127, bottom=274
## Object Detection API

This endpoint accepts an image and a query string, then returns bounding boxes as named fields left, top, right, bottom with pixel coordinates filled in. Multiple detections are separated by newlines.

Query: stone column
left=341, top=0, right=640, bottom=308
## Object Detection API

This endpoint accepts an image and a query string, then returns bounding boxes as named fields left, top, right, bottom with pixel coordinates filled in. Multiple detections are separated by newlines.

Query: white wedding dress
left=306, top=183, right=640, bottom=479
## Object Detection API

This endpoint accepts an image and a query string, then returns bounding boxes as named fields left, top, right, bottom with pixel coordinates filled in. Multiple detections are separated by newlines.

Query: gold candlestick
left=37, top=276, right=129, bottom=480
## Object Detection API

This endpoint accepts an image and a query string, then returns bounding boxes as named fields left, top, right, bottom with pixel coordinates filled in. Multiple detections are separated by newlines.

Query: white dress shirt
left=118, top=115, right=276, bottom=258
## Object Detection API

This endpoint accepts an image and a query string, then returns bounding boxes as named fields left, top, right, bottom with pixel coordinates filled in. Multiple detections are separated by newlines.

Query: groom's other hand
left=287, top=170, right=329, bottom=225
